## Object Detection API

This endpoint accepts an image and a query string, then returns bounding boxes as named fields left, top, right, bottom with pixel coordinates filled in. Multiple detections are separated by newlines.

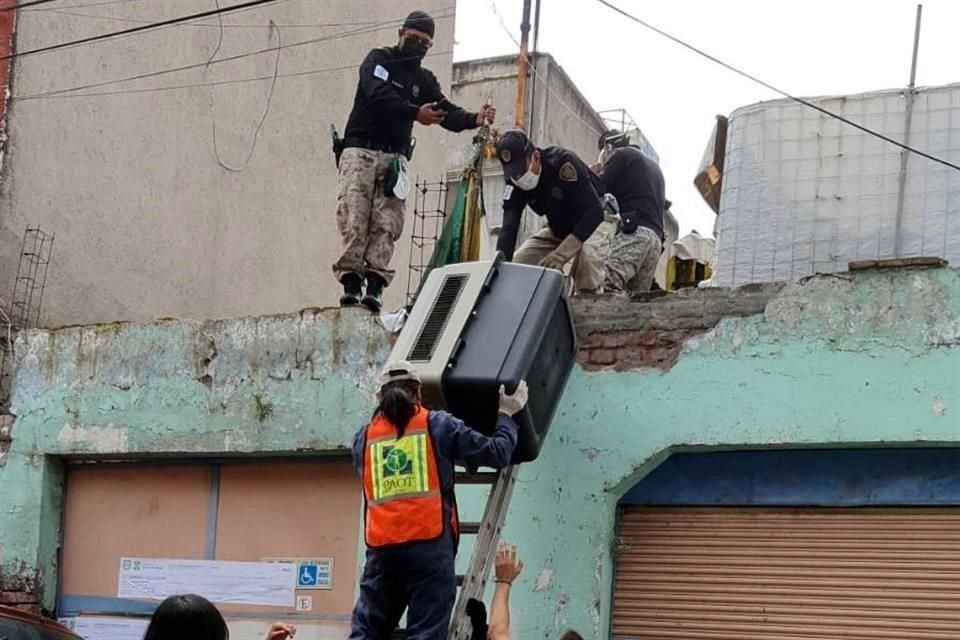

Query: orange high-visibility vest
left=362, top=407, right=445, bottom=548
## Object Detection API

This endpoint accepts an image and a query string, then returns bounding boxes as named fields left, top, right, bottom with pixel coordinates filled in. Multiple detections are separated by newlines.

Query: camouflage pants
left=332, top=148, right=405, bottom=285
left=604, top=226, right=662, bottom=293
left=513, top=218, right=617, bottom=293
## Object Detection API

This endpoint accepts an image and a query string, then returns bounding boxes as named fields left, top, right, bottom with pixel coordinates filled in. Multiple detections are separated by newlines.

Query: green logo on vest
left=383, top=446, right=411, bottom=476
left=369, top=433, right=430, bottom=502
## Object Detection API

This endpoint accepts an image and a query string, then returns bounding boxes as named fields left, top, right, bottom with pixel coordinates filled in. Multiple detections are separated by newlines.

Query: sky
left=453, top=0, right=960, bottom=236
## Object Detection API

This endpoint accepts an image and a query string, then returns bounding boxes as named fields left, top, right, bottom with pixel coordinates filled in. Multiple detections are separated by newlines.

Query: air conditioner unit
left=390, top=255, right=577, bottom=463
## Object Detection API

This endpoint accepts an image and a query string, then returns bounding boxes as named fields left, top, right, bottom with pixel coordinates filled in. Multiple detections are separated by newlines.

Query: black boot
left=361, top=274, right=385, bottom=313
left=339, top=273, right=362, bottom=306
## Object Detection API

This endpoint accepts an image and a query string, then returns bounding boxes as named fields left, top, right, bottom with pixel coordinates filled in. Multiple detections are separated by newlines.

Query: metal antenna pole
left=894, top=4, right=923, bottom=257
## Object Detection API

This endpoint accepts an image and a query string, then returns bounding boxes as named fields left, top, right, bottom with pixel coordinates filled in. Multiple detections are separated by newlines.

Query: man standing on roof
left=333, top=11, right=496, bottom=312
left=595, top=129, right=666, bottom=293
left=494, top=130, right=616, bottom=293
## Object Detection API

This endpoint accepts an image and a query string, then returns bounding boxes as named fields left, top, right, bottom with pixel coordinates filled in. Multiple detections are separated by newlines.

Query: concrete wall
left=1, top=266, right=958, bottom=636
left=0, top=1, right=462, bottom=326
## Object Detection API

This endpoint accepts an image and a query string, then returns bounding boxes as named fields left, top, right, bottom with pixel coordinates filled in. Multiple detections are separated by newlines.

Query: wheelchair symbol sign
left=293, top=559, right=332, bottom=590
left=298, top=564, right=319, bottom=587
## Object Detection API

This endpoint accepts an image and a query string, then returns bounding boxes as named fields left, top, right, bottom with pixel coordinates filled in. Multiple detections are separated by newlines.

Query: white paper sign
left=118, top=557, right=296, bottom=607
left=59, top=616, right=150, bottom=640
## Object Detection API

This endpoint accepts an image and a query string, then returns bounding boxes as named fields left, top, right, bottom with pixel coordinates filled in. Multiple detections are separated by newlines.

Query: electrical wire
left=36, top=8, right=380, bottom=29
left=13, top=10, right=454, bottom=100
left=13, top=49, right=454, bottom=101
left=595, top=0, right=960, bottom=172
left=1, top=0, right=64, bottom=11
left=21, top=0, right=154, bottom=11
left=210, top=19, right=279, bottom=171
left=207, top=0, right=224, bottom=64
left=2, top=0, right=285, bottom=62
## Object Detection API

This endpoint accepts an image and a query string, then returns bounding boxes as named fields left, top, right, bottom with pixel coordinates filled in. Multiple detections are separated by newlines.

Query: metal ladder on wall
left=447, top=465, right=520, bottom=640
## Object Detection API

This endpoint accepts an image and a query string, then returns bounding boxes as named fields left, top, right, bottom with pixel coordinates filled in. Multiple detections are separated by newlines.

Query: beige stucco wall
left=0, top=0, right=465, bottom=326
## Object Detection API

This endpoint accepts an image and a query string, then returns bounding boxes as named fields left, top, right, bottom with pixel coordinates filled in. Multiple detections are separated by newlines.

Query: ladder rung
left=459, top=522, right=481, bottom=535
left=455, top=471, right=500, bottom=484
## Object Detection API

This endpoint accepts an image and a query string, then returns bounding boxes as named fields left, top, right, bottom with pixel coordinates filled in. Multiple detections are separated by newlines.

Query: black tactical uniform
left=496, top=147, right=604, bottom=260
left=598, top=145, right=665, bottom=240
left=343, top=46, right=478, bottom=155
left=333, top=10, right=483, bottom=314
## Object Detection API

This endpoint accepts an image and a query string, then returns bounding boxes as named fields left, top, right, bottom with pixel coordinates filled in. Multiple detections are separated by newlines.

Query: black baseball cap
left=495, top=130, right=534, bottom=179
left=599, top=129, right=629, bottom=150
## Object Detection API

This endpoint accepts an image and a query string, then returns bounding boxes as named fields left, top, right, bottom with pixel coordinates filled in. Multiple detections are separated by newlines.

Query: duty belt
left=342, top=137, right=412, bottom=159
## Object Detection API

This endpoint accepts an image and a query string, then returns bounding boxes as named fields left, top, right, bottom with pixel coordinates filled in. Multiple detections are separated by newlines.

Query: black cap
left=403, top=10, right=435, bottom=38
left=599, top=129, right=629, bottom=150
left=495, top=130, right=534, bottom=179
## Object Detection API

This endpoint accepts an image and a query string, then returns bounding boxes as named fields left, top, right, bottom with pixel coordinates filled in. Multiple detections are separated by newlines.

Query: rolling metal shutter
left=612, top=507, right=960, bottom=640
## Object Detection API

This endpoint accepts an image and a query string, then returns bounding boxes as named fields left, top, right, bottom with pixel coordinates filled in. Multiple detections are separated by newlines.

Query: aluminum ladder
left=447, top=465, right=519, bottom=640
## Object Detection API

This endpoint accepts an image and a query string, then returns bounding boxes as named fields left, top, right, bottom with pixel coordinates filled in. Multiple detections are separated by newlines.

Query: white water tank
left=713, top=83, right=960, bottom=286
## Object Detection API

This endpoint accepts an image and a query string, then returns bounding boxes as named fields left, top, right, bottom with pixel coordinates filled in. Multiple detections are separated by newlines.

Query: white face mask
left=512, top=168, right=540, bottom=191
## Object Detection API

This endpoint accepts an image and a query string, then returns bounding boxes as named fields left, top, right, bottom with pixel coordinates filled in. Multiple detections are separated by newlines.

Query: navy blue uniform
left=348, top=411, right=517, bottom=640
left=496, top=147, right=605, bottom=260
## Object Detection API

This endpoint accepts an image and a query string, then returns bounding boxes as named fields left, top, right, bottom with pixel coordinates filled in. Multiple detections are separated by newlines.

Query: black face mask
left=399, top=38, right=429, bottom=61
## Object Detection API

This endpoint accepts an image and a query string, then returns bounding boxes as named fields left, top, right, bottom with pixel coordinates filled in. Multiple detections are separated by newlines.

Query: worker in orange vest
left=348, top=360, right=528, bottom=640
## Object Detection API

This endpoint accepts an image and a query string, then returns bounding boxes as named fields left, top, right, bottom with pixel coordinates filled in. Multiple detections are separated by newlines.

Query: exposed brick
left=572, top=285, right=783, bottom=372
left=599, top=333, right=629, bottom=348
left=635, top=330, right=659, bottom=347
left=582, top=333, right=606, bottom=349
left=589, top=349, right=616, bottom=366
left=646, top=346, right=679, bottom=365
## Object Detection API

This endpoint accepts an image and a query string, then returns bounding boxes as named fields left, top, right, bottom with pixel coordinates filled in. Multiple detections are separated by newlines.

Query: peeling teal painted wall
left=1, top=269, right=958, bottom=639
left=499, top=269, right=960, bottom=640
left=1, top=309, right=393, bottom=608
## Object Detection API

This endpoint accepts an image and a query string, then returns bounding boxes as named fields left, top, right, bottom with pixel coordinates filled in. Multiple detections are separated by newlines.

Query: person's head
left=597, top=129, right=629, bottom=166
left=397, top=10, right=434, bottom=62
left=373, top=361, right=423, bottom=436
left=557, top=631, right=584, bottom=640
left=143, top=594, right=228, bottom=640
left=496, top=130, right=541, bottom=191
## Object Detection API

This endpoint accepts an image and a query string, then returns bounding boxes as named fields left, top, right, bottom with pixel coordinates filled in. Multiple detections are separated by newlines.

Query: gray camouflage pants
left=604, top=226, right=662, bottom=293
left=332, top=148, right=405, bottom=285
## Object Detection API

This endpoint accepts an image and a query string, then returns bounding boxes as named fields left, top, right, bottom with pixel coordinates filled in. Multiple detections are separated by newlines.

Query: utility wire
left=2, top=0, right=64, bottom=11
left=1, top=0, right=285, bottom=62
left=595, top=0, right=960, bottom=172
left=22, top=0, right=153, bottom=11
left=210, top=19, right=279, bottom=171
left=207, top=0, right=225, bottom=64
left=13, top=11, right=453, bottom=100
left=39, top=8, right=378, bottom=29
left=14, top=49, right=454, bottom=101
